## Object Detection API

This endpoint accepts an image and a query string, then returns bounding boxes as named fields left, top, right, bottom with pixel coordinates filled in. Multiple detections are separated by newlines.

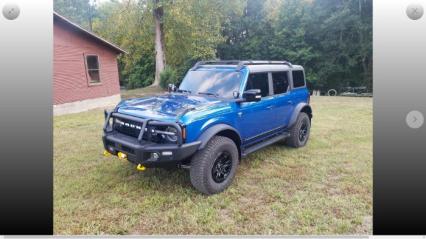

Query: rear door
left=271, top=71, right=295, bottom=127
left=237, top=72, right=276, bottom=141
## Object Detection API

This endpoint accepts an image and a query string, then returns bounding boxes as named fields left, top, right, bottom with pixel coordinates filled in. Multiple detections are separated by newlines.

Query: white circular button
left=406, top=111, right=424, bottom=129
left=406, top=3, right=424, bottom=20
left=2, top=3, right=20, bottom=20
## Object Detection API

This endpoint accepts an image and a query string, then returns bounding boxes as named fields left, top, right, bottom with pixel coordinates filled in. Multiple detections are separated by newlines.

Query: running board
left=242, top=132, right=290, bottom=157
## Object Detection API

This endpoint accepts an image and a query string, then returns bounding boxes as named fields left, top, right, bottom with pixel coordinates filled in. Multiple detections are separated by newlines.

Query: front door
left=237, top=72, right=276, bottom=143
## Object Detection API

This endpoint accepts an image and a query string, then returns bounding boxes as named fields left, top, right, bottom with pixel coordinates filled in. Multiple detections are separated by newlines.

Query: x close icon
left=406, top=3, right=424, bottom=20
left=2, top=3, right=20, bottom=20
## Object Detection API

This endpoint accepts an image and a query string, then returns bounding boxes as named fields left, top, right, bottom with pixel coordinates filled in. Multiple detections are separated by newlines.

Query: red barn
left=53, top=12, right=126, bottom=115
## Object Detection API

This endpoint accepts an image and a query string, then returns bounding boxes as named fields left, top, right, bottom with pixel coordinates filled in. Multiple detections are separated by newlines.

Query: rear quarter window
left=292, top=70, right=305, bottom=88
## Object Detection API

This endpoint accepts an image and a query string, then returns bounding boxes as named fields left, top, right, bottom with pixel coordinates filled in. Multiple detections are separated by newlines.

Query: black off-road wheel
left=286, top=112, right=311, bottom=148
left=190, top=136, right=239, bottom=195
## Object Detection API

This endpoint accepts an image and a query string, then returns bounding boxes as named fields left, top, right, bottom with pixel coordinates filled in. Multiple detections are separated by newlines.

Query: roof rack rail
left=191, top=60, right=293, bottom=71
left=191, top=60, right=241, bottom=70
left=237, top=60, right=293, bottom=70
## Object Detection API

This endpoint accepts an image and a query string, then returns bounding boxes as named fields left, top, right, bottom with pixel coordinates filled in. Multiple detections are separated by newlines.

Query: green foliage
left=54, top=0, right=95, bottom=30
left=218, top=0, right=372, bottom=91
left=92, top=0, right=156, bottom=89
left=159, top=67, right=179, bottom=89
left=56, top=0, right=372, bottom=92
left=165, top=0, right=229, bottom=67
left=126, top=59, right=155, bottom=89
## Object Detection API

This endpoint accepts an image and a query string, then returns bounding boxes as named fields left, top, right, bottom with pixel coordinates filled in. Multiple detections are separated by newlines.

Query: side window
left=292, top=70, right=305, bottom=88
left=272, top=72, right=289, bottom=95
left=85, top=55, right=100, bottom=84
left=245, top=73, right=270, bottom=97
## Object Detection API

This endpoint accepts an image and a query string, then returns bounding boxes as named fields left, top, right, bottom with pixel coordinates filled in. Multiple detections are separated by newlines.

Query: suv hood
left=116, top=94, right=224, bottom=121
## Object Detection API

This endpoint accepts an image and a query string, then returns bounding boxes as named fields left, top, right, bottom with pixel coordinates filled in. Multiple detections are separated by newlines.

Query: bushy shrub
left=123, top=55, right=155, bottom=89
left=160, top=67, right=179, bottom=89
left=127, top=74, right=153, bottom=89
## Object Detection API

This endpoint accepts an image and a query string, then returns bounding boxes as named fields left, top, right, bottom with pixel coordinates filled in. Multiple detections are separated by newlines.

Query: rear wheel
left=286, top=112, right=311, bottom=148
left=190, top=136, right=239, bottom=195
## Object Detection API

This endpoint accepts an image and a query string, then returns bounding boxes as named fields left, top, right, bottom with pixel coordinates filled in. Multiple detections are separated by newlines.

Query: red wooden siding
left=53, top=21, right=121, bottom=105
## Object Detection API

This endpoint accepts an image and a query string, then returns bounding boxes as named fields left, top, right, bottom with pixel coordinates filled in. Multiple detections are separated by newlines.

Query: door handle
left=266, top=105, right=273, bottom=110
left=287, top=100, right=294, bottom=105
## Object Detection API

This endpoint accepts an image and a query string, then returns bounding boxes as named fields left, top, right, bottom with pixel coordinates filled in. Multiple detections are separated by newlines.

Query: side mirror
left=168, top=84, right=176, bottom=93
left=241, top=89, right=262, bottom=102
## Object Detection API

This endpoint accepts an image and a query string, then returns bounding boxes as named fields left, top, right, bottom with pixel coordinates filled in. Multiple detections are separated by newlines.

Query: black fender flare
left=197, top=124, right=242, bottom=150
left=288, top=103, right=313, bottom=128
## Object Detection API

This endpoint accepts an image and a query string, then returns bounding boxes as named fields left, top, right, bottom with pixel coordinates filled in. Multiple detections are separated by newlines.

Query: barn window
left=85, top=55, right=100, bottom=84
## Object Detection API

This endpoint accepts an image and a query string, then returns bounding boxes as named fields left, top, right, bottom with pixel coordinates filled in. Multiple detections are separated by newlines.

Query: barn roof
left=54, top=12, right=127, bottom=54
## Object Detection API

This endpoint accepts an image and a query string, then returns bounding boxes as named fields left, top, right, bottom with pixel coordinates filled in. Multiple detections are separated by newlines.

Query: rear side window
left=292, top=70, right=305, bottom=88
left=272, top=72, right=289, bottom=94
left=245, top=73, right=269, bottom=97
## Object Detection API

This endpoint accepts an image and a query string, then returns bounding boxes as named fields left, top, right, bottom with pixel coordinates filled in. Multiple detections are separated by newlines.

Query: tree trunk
left=88, top=0, right=95, bottom=32
left=152, top=0, right=165, bottom=87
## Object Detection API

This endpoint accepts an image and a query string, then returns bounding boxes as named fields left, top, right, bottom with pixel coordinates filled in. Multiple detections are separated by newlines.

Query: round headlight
left=165, top=127, right=178, bottom=142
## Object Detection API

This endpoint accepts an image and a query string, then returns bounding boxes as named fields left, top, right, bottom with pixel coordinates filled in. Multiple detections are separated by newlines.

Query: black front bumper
left=103, top=131, right=201, bottom=167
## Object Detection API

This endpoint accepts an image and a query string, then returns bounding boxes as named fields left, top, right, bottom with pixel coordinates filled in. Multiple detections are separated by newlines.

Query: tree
left=152, top=0, right=166, bottom=86
left=58, top=0, right=372, bottom=91
left=93, top=0, right=156, bottom=88
left=165, top=0, right=232, bottom=79
left=306, top=0, right=372, bottom=90
left=217, top=0, right=271, bottom=60
left=54, top=0, right=96, bottom=31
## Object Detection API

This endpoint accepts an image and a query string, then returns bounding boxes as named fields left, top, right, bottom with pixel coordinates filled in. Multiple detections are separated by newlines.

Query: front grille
left=114, top=118, right=144, bottom=138
left=112, top=117, right=169, bottom=143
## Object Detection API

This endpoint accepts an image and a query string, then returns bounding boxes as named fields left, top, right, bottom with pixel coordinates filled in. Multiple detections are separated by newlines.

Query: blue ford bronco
left=103, top=60, right=312, bottom=194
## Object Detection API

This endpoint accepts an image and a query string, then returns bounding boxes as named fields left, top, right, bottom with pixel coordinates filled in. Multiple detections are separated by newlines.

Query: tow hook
left=103, top=150, right=112, bottom=157
left=117, top=152, right=127, bottom=161
left=136, top=164, right=146, bottom=171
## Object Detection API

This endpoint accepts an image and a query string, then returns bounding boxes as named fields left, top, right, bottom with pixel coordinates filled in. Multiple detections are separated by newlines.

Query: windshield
left=178, top=70, right=242, bottom=99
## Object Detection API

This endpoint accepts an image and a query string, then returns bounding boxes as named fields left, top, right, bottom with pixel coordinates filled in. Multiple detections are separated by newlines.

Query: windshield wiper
left=198, top=91, right=219, bottom=97
left=177, top=89, right=191, bottom=94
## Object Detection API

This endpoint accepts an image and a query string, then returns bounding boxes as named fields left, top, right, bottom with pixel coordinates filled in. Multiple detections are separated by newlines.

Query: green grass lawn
left=54, top=96, right=372, bottom=235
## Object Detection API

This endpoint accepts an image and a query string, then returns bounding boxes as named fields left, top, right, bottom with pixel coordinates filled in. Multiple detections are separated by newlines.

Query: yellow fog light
left=103, top=150, right=111, bottom=157
left=136, top=164, right=146, bottom=171
left=117, top=152, right=127, bottom=160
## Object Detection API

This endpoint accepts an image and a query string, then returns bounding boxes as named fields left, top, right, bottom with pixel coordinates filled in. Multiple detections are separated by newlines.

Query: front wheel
left=190, top=136, right=239, bottom=195
left=286, top=112, right=311, bottom=148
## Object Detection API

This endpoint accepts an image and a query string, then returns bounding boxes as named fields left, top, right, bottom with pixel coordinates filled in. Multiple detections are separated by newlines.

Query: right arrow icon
left=406, top=111, right=424, bottom=129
